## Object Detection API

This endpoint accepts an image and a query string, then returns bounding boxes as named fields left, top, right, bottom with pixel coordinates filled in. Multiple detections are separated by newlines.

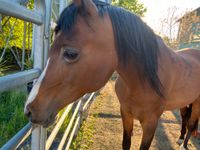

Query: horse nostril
left=25, top=106, right=32, bottom=119
left=26, top=110, right=32, bottom=118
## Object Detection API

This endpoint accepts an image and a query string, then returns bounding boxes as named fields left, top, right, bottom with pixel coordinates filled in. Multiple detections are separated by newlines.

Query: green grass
left=58, top=108, right=72, bottom=134
left=0, top=90, right=28, bottom=147
left=70, top=116, right=96, bottom=150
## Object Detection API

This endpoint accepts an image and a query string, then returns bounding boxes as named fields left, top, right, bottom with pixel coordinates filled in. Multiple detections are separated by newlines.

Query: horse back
left=177, top=48, right=200, bottom=63
left=164, top=48, right=200, bottom=109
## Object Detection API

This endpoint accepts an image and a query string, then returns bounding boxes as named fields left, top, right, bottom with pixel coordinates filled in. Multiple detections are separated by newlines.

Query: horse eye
left=63, top=48, right=80, bottom=63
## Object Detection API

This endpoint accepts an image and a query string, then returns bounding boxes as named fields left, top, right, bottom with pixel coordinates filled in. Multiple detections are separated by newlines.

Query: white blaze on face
left=24, top=59, right=50, bottom=113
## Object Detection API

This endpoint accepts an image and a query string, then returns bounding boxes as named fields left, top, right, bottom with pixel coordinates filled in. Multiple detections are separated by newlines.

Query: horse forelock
left=55, top=0, right=164, bottom=97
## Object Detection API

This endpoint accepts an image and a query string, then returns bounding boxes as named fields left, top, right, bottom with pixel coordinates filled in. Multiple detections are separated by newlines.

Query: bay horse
left=177, top=105, right=200, bottom=149
left=24, top=0, right=200, bottom=149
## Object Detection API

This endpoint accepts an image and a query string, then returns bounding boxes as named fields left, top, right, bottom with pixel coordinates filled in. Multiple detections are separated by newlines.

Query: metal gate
left=0, top=0, right=54, bottom=149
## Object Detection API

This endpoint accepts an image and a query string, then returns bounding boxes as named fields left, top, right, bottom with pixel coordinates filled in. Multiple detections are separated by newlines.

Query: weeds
left=70, top=116, right=96, bottom=150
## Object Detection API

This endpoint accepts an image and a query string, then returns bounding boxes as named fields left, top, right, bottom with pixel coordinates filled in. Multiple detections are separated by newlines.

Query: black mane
left=56, top=0, right=164, bottom=97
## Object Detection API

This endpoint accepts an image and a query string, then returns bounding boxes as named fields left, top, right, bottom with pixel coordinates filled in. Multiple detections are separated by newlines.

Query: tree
left=0, top=1, right=34, bottom=69
left=159, top=6, right=182, bottom=49
left=112, top=0, right=147, bottom=16
left=0, top=0, right=33, bottom=49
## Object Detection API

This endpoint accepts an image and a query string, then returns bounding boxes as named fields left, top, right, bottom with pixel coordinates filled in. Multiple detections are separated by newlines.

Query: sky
left=138, top=0, right=200, bottom=36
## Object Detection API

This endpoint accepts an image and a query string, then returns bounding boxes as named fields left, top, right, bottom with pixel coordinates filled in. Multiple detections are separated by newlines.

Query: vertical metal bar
left=59, top=0, right=67, bottom=15
left=31, top=125, right=42, bottom=150
left=31, top=0, right=46, bottom=150
left=43, top=0, right=53, bottom=63
left=40, top=127, right=47, bottom=150
left=21, top=21, right=26, bottom=70
left=32, top=0, right=45, bottom=69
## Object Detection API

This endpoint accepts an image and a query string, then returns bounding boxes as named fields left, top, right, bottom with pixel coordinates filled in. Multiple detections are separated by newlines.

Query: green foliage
left=57, top=108, right=72, bottom=134
left=0, top=17, right=33, bottom=50
left=0, top=59, right=10, bottom=76
left=70, top=116, right=96, bottom=150
left=24, top=58, right=33, bottom=70
left=0, top=0, right=34, bottom=67
left=0, top=90, right=28, bottom=146
left=112, top=0, right=147, bottom=16
left=0, top=48, right=31, bottom=70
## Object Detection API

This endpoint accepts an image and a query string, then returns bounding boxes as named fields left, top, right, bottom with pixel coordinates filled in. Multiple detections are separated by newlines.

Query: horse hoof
left=180, top=144, right=188, bottom=150
left=177, top=139, right=184, bottom=145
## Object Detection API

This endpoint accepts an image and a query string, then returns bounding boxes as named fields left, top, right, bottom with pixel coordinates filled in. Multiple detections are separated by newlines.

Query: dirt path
left=76, top=81, right=200, bottom=150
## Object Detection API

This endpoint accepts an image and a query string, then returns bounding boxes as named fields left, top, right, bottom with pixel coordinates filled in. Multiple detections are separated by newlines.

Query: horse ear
left=73, top=0, right=98, bottom=17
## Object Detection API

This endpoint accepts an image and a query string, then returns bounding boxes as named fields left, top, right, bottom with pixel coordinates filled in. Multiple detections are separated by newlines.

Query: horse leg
left=181, top=119, right=198, bottom=150
left=177, top=106, right=191, bottom=145
left=121, top=107, right=133, bottom=150
left=192, top=118, right=199, bottom=137
left=139, top=115, right=159, bottom=150
left=181, top=102, right=200, bottom=150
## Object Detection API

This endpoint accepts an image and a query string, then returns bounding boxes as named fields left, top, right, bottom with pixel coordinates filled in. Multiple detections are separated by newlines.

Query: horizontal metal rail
left=0, top=0, right=43, bottom=25
left=46, top=104, right=73, bottom=150
left=1, top=122, right=32, bottom=150
left=0, top=68, right=41, bottom=92
left=46, top=93, right=96, bottom=150
left=58, top=100, right=82, bottom=150
left=65, top=113, right=81, bottom=150
left=83, top=92, right=95, bottom=111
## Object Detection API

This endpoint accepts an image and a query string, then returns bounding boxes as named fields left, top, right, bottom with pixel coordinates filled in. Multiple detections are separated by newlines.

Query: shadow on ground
left=93, top=113, right=121, bottom=119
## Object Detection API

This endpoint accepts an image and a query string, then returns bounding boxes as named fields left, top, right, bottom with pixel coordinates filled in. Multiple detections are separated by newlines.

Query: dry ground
left=76, top=81, right=200, bottom=150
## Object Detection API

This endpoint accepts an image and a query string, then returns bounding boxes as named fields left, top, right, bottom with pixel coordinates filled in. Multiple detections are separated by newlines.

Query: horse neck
left=116, top=36, right=179, bottom=91
left=156, top=37, right=181, bottom=79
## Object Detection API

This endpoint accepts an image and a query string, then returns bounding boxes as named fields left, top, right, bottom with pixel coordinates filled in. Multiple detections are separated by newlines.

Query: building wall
left=177, top=7, right=200, bottom=49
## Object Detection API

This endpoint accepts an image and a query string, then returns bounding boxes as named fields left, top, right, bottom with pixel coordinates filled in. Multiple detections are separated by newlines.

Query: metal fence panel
left=31, top=0, right=46, bottom=149
left=1, top=123, right=32, bottom=150
left=0, top=69, right=40, bottom=93
left=0, top=0, right=43, bottom=25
